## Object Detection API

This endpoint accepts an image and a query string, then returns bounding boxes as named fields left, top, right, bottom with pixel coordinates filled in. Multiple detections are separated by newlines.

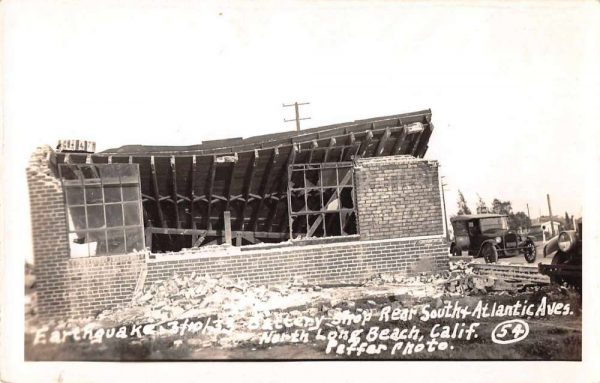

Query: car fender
left=543, top=235, right=559, bottom=258
left=477, top=240, right=498, bottom=257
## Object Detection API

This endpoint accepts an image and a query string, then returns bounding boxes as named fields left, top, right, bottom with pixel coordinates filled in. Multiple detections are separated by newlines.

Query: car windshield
left=479, top=217, right=508, bottom=232
left=452, top=221, right=468, bottom=236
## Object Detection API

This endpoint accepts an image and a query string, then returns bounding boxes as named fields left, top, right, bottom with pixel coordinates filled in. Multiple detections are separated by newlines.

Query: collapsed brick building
left=27, top=109, right=449, bottom=319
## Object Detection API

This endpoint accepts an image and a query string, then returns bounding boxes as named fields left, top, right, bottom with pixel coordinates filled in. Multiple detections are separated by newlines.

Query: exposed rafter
left=391, top=126, right=408, bottom=155
left=323, top=137, right=336, bottom=163
left=239, top=149, right=259, bottom=230
left=150, top=156, right=167, bottom=228
left=170, top=156, right=181, bottom=229
left=358, top=130, right=374, bottom=157
left=374, top=127, right=391, bottom=156
left=204, top=155, right=217, bottom=230
left=250, top=147, right=279, bottom=232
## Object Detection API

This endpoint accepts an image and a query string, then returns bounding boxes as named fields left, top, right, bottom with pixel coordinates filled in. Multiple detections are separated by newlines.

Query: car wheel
left=523, top=239, right=537, bottom=263
left=451, top=246, right=462, bottom=257
left=482, top=243, right=498, bottom=264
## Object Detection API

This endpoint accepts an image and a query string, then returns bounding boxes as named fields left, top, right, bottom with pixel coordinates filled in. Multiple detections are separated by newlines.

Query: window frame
left=58, top=163, right=145, bottom=258
left=287, top=162, right=358, bottom=239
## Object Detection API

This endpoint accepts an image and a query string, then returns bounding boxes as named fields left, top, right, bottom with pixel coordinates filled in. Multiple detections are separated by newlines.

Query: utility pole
left=283, top=102, right=311, bottom=132
left=526, top=203, right=531, bottom=220
left=547, top=194, right=555, bottom=237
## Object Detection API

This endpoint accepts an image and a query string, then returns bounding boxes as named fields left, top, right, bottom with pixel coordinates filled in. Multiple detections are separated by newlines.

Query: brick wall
left=27, top=146, right=145, bottom=319
left=354, top=155, right=445, bottom=241
left=27, top=146, right=72, bottom=319
left=146, top=236, right=449, bottom=287
left=66, top=254, right=146, bottom=318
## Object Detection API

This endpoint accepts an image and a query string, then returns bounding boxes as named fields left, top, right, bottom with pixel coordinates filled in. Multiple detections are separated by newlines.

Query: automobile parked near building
left=450, top=214, right=537, bottom=263
left=539, top=217, right=582, bottom=289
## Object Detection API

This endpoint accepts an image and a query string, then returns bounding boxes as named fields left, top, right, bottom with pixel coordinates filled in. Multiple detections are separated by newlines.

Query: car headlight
left=558, top=232, right=574, bottom=252
left=495, top=236, right=502, bottom=243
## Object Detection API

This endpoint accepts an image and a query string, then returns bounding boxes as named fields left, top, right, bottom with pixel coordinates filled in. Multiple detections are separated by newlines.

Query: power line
left=283, top=102, right=311, bottom=132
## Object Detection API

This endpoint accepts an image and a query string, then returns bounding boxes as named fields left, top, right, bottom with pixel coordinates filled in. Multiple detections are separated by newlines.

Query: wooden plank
left=374, top=127, right=391, bottom=156
left=150, top=156, right=167, bottom=228
left=266, top=145, right=296, bottom=232
left=250, top=147, right=279, bottom=231
left=323, top=137, right=336, bottom=162
left=415, top=124, right=434, bottom=158
left=239, top=149, right=259, bottom=230
left=223, top=158, right=236, bottom=212
left=170, top=156, right=181, bottom=229
left=204, top=155, right=217, bottom=230
left=358, top=130, right=373, bottom=157
left=224, top=210, right=232, bottom=245
left=189, top=155, right=197, bottom=228
left=391, top=126, right=408, bottom=155
left=145, top=227, right=286, bottom=239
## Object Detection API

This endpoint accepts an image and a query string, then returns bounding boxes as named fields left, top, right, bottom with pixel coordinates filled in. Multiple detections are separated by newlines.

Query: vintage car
left=539, top=217, right=582, bottom=288
left=450, top=214, right=537, bottom=263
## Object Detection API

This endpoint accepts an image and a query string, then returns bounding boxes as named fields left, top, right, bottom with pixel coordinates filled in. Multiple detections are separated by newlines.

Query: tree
left=476, top=194, right=489, bottom=214
left=491, top=199, right=512, bottom=215
left=508, top=211, right=531, bottom=231
left=564, top=212, right=572, bottom=230
left=456, top=190, right=472, bottom=215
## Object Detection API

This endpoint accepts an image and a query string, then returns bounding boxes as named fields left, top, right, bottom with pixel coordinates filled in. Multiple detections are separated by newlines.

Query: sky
left=3, top=0, right=600, bottom=228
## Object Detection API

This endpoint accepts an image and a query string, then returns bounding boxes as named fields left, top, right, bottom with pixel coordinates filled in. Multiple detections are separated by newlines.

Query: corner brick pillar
left=26, top=146, right=71, bottom=318
left=354, top=155, right=445, bottom=241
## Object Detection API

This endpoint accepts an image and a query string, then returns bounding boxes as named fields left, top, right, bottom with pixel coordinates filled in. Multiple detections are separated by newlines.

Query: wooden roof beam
left=374, top=127, right=391, bottom=156
left=170, top=156, right=181, bottom=229
left=150, top=156, right=167, bottom=228
left=323, top=137, right=336, bottom=163
left=266, top=145, right=296, bottom=232
left=306, top=140, right=318, bottom=163
left=391, top=126, right=408, bottom=155
left=358, top=130, right=374, bottom=157
left=250, top=147, right=279, bottom=232
left=189, top=155, right=197, bottom=229
left=238, top=149, right=259, bottom=230
left=204, top=155, right=217, bottom=230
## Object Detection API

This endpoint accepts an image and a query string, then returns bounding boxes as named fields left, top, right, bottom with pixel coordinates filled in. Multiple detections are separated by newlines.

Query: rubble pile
left=95, top=273, right=323, bottom=327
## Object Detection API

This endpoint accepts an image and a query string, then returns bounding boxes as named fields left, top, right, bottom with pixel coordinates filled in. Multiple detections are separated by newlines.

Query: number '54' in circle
left=491, top=319, right=530, bottom=344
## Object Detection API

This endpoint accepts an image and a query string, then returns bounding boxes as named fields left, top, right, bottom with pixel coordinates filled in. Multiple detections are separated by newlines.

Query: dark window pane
left=123, top=203, right=140, bottom=226
left=65, top=186, right=84, bottom=205
left=68, top=206, right=87, bottom=231
left=81, top=166, right=101, bottom=181
left=85, top=185, right=103, bottom=204
left=107, top=229, right=125, bottom=255
left=125, top=228, right=144, bottom=252
left=87, top=205, right=105, bottom=228
left=104, top=185, right=121, bottom=203
left=105, top=204, right=123, bottom=227
left=122, top=185, right=139, bottom=202
left=60, top=165, right=82, bottom=182
left=321, top=168, right=337, bottom=186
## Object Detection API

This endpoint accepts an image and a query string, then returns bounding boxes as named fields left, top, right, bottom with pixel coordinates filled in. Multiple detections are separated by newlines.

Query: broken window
left=59, top=164, right=145, bottom=257
left=287, top=162, right=357, bottom=239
